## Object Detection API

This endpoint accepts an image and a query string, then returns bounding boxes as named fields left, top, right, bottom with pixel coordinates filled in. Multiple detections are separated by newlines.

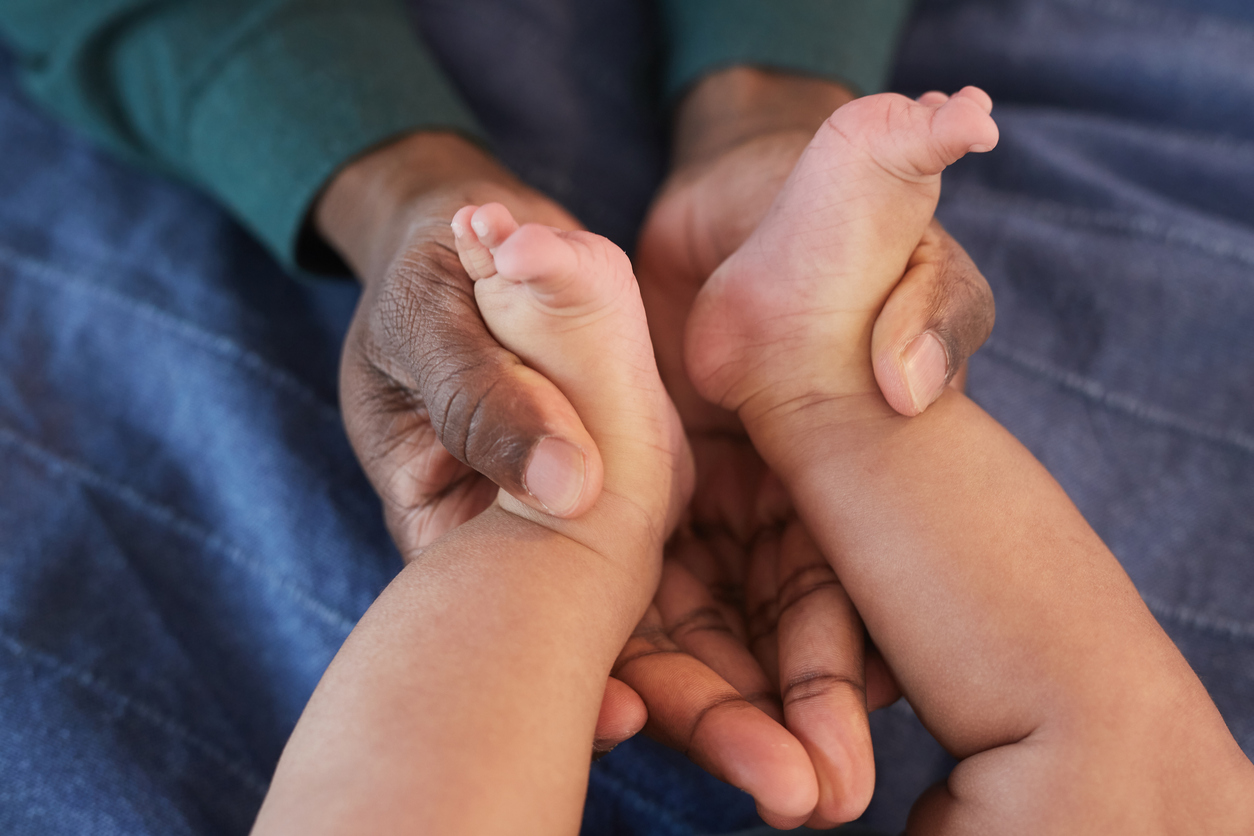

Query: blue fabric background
left=0, top=1, right=1251, bottom=834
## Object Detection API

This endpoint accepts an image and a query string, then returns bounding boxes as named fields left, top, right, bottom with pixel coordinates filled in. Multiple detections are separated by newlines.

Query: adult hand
left=620, top=68, right=997, bottom=827
left=318, top=132, right=601, bottom=550
left=317, top=131, right=650, bottom=748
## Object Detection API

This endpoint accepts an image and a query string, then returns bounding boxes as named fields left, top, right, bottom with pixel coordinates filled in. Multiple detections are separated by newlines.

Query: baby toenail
left=524, top=438, right=586, bottom=516
left=903, top=332, right=949, bottom=415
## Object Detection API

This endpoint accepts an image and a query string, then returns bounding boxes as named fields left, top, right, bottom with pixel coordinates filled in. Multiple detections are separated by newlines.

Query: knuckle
left=377, top=251, right=541, bottom=482
left=615, top=618, right=681, bottom=671
left=459, top=375, right=536, bottom=477
left=782, top=671, right=866, bottom=709
left=775, top=563, right=844, bottom=615
left=614, top=645, right=686, bottom=675
left=741, top=689, right=785, bottom=716
left=928, top=247, right=995, bottom=360
left=686, top=694, right=759, bottom=755
left=667, top=605, right=734, bottom=643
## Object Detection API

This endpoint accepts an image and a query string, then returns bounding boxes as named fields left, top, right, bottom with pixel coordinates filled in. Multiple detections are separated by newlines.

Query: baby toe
left=952, top=85, right=994, bottom=114
left=492, top=223, right=580, bottom=297
left=452, top=205, right=498, bottom=281
left=931, top=92, right=1000, bottom=161
left=470, top=202, right=520, bottom=250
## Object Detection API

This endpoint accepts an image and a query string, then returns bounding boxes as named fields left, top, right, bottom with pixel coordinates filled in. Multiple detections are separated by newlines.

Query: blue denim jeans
left=1, top=1, right=1251, bottom=834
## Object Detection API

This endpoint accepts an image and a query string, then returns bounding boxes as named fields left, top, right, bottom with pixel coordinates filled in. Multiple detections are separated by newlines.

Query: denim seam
left=0, top=244, right=341, bottom=425
left=992, top=104, right=1254, bottom=158
left=1051, top=0, right=1254, bottom=42
left=1142, top=595, right=1254, bottom=642
left=0, top=630, right=269, bottom=796
left=941, top=184, right=1254, bottom=270
left=0, top=424, right=359, bottom=634
left=980, top=339, right=1254, bottom=458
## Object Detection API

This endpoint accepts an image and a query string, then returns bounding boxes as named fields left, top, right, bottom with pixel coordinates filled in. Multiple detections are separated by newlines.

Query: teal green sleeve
left=0, top=1, right=484, bottom=274
left=658, top=0, right=915, bottom=100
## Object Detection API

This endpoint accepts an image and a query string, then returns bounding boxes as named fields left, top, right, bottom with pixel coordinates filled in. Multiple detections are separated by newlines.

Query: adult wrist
left=314, top=131, right=524, bottom=283
left=671, top=67, right=856, bottom=170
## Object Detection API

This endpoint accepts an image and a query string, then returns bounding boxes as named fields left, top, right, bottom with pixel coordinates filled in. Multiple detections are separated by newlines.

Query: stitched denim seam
left=942, top=184, right=1254, bottom=269
left=980, top=339, right=1254, bottom=457
left=588, top=766, right=696, bottom=836
left=0, top=424, right=358, bottom=634
left=0, top=244, right=341, bottom=425
left=1142, top=595, right=1254, bottom=642
left=993, top=104, right=1254, bottom=158
left=1051, top=0, right=1254, bottom=42
left=0, top=630, right=269, bottom=796
left=0, top=203, right=233, bottom=297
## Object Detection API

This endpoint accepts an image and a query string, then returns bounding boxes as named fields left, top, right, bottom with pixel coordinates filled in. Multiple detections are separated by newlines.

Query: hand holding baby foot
left=630, top=78, right=996, bottom=827
left=677, top=86, right=1254, bottom=835
left=451, top=201, right=692, bottom=561
left=686, top=87, right=998, bottom=426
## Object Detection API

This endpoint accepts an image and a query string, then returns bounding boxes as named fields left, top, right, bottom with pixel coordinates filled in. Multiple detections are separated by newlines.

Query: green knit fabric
left=659, top=0, right=914, bottom=99
left=0, top=0, right=484, bottom=274
left=0, top=1, right=910, bottom=275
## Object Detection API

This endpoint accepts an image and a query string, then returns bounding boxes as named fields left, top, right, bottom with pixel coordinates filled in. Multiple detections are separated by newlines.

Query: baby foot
left=685, top=88, right=999, bottom=424
left=451, top=203, right=692, bottom=548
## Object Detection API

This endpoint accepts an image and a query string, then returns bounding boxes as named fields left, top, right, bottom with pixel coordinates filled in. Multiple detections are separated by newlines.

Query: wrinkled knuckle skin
left=615, top=645, right=688, bottom=678
left=341, top=246, right=505, bottom=546
left=369, top=243, right=475, bottom=383
left=340, top=354, right=465, bottom=551
left=683, top=695, right=760, bottom=757
left=782, top=671, right=867, bottom=710
left=775, top=563, right=844, bottom=616
left=368, top=240, right=538, bottom=492
left=668, top=605, right=736, bottom=643
left=929, top=236, right=996, bottom=372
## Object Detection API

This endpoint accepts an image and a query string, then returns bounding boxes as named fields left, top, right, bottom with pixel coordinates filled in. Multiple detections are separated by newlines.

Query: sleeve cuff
left=659, top=0, right=914, bottom=101
left=184, top=3, right=484, bottom=275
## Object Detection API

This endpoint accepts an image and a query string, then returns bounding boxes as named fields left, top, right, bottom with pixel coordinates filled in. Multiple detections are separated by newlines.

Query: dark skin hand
left=315, top=68, right=995, bottom=828
left=318, top=130, right=653, bottom=736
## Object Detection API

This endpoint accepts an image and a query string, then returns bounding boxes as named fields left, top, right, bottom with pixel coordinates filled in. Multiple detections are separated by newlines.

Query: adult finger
left=747, top=525, right=901, bottom=712
left=655, top=555, right=781, bottom=722
left=342, top=224, right=605, bottom=535
left=872, top=219, right=995, bottom=417
left=744, top=527, right=783, bottom=690
left=613, top=605, right=819, bottom=829
left=339, top=337, right=499, bottom=553
left=669, top=530, right=748, bottom=642
left=866, top=642, right=904, bottom=711
left=593, top=676, right=647, bottom=756
left=775, top=520, right=875, bottom=827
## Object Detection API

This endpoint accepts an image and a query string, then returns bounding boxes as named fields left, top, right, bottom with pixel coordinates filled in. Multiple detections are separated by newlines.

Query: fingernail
left=902, top=332, right=949, bottom=414
left=524, top=438, right=586, bottom=516
left=450, top=219, right=466, bottom=238
left=471, top=216, right=490, bottom=238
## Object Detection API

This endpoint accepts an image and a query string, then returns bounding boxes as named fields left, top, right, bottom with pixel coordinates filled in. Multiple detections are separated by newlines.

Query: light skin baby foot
left=451, top=203, right=692, bottom=549
left=685, top=87, right=999, bottom=424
